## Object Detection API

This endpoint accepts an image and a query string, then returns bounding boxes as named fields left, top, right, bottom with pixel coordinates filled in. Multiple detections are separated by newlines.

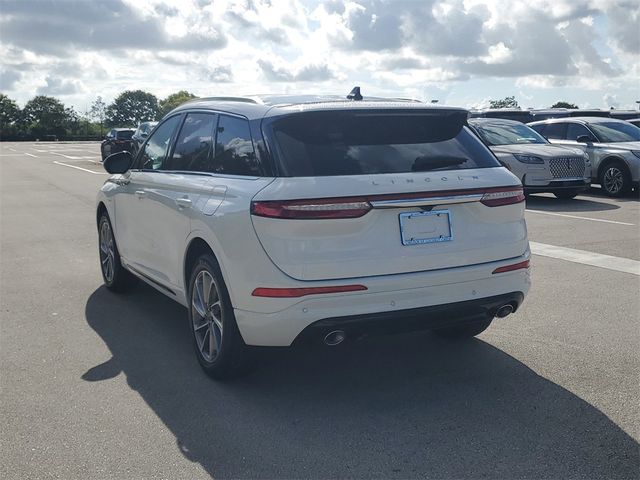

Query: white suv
left=97, top=94, right=531, bottom=378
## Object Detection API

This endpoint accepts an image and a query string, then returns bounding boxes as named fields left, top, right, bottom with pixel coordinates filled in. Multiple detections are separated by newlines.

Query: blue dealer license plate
left=399, top=210, right=452, bottom=246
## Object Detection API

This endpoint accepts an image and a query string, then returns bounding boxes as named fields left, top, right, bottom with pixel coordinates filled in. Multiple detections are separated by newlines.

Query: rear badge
left=399, top=210, right=453, bottom=246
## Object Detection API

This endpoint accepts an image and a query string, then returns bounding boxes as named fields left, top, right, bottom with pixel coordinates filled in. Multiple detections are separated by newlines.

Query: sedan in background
left=131, top=121, right=158, bottom=154
left=528, top=117, right=640, bottom=196
left=101, top=128, right=135, bottom=161
left=469, top=118, right=590, bottom=199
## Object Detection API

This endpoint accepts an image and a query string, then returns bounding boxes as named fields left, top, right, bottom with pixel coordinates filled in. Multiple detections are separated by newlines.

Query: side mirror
left=576, top=135, right=593, bottom=144
left=141, top=132, right=149, bottom=139
left=103, top=151, right=133, bottom=174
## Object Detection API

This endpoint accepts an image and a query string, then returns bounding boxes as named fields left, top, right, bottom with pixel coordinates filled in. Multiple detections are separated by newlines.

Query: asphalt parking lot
left=1, top=142, right=638, bottom=479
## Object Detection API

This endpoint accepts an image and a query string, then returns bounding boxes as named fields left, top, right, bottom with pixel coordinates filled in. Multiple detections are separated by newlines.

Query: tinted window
left=566, top=123, right=594, bottom=141
left=589, top=121, right=640, bottom=142
left=542, top=123, right=567, bottom=140
left=271, top=112, right=499, bottom=177
left=165, top=113, right=215, bottom=171
left=116, top=131, right=134, bottom=140
left=140, top=115, right=181, bottom=170
left=472, top=122, right=547, bottom=146
left=211, top=115, right=260, bottom=176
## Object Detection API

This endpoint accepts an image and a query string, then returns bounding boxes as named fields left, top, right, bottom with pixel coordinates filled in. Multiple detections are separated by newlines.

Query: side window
left=211, top=115, right=260, bottom=176
left=566, top=123, right=593, bottom=141
left=543, top=123, right=567, bottom=140
left=165, top=113, right=216, bottom=171
left=139, top=115, right=182, bottom=170
left=529, top=124, right=546, bottom=136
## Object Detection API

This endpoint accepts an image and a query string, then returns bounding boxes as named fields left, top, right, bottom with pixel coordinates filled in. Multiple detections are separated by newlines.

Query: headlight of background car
left=513, top=154, right=544, bottom=164
left=631, top=151, right=640, bottom=159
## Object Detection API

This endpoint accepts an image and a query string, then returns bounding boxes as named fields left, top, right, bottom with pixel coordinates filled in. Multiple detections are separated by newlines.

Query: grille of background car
left=549, top=157, right=585, bottom=178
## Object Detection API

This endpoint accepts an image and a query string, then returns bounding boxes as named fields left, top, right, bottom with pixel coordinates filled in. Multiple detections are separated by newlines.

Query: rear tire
left=433, top=318, right=493, bottom=339
left=600, top=162, right=631, bottom=197
left=98, top=213, right=137, bottom=292
left=188, top=254, right=252, bottom=380
left=553, top=189, right=581, bottom=199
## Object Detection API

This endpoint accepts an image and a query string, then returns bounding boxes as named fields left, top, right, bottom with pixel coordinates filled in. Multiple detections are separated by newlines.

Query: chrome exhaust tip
left=496, top=304, right=514, bottom=318
left=324, top=330, right=346, bottom=346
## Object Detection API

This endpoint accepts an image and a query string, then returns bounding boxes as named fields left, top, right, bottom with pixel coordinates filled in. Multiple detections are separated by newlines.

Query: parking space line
left=530, top=241, right=640, bottom=276
left=526, top=209, right=635, bottom=226
left=50, top=152, right=83, bottom=160
left=52, top=160, right=106, bottom=175
left=24, top=152, right=38, bottom=158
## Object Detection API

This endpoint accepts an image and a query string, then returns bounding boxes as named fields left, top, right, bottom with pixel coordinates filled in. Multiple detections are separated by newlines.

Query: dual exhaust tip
left=323, top=304, right=514, bottom=345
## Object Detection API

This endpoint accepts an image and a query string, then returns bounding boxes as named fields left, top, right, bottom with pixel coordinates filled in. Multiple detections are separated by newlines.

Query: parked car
left=530, top=109, right=570, bottom=121
left=567, top=109, right=610, bottom=118
left=528, top=117, right=640, bottom=196
left=469, top=118, right=590, bottom=199
left=609, top=110, right=639, bottom=121
left=97, top=93, right=530, bottom=379
left=473, top=108, right=533, bottom=123
left=101, top=128, right=135, bottom=161
left=131, top=121, right=158, bottom=154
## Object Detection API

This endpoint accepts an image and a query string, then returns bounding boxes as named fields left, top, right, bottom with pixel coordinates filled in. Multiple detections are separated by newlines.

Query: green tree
left=106, top=90, right=159, bottom=127
left=551, top=101, right=578, bottom=109
left=159, top=90, right=197, bottom=117
left=489, top=96, right=519, bottom=109
left=90, top=96, right=107, bottom=136
left=22, top=95, right=75, bottom=139
left=0, top=93, right=22, bottom=139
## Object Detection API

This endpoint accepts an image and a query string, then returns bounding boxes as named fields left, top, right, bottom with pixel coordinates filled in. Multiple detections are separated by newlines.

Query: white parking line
left=24, top=152, right=38, bottom=158
left=526, top=209, right=635, bottom=226
left=530, top=241, right=640, bottom=276
left=52, top=160, right=106, bottom=175
left=50, top=152, right=83, bottom=160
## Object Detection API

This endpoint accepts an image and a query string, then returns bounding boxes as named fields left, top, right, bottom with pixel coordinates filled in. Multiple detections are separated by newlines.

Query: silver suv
left=469, top=118, right=590, bottom=199
left=528, top=117, right=640, bottom=196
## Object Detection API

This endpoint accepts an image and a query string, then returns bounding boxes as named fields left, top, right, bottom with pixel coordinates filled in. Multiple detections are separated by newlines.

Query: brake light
left=251, top=198, right=372, bottom=219
left=480, top=187, right=525, bottom=207
left=492, top=259, right=530, bottom=274
left=252, top=284, right=367, bottom=297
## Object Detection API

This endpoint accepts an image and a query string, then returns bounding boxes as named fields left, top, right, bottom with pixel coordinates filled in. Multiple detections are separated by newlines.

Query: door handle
left=176, top=197, right=192, bottom=209
left=135, top=190, right=146, bottom=198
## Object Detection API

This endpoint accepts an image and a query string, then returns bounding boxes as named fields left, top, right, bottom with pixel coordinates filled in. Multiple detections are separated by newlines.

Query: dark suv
left=101, top=128, right=135, bottom=161
left=131, top=121, right=158, bottom=154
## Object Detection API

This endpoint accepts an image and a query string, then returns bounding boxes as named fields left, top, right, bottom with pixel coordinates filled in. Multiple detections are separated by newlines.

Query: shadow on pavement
left=84, top=284, right=639, bottom=479
left=525, top=193, right=619, bottom=212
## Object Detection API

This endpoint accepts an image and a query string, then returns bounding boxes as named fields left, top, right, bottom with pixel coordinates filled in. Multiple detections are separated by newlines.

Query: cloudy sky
left=1, top=0, right=639, bottom=112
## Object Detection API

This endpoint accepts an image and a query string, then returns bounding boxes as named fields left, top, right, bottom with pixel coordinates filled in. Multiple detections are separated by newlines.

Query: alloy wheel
left=191, top=270, right=224, bottom=362
left=99, top=220, right=115, bottom=283
left=603, top=167, right=624, bottom=195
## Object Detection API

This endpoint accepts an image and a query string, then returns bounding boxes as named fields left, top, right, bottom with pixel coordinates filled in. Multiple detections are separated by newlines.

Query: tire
left=98, top=213, right=137, bottom=292
left=553, top=189, right=582, bottom=199
left=433, top=318, right=493, bottom=339
left=187, top=254, right=252, bottom=380
left=600, top=161, right=631, bottom=197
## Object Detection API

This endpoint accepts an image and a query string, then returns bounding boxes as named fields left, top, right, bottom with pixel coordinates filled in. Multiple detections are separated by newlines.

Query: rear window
left=269, top=111, right=499, bottom=177
left=116, top=131, right=134, bottom=140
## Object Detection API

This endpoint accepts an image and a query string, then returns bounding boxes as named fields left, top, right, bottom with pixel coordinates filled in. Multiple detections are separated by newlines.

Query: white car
left=97, top=94, right=531, bottom=379
left=469, top=118, right=591, bottom=199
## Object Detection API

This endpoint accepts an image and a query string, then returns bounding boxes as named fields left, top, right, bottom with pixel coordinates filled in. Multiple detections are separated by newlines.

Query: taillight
left=492, top=259, right=530, bottom=274
left=480, top=187, right=525, bottom=207
left=251, top=198, right=372, bottom=219
left=252, top=284, right=367, bottom=297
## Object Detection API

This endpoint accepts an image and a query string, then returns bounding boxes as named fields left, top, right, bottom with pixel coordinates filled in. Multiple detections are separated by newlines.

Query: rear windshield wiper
left=412, top=156, right=468, bottom=172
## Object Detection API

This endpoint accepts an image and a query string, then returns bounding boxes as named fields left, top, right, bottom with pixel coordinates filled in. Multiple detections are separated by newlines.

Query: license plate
left=399, top=210, right=452, bottom=246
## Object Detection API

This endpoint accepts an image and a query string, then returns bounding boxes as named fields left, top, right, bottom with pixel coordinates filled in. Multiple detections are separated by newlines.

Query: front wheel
left=188, top=254, right=252, bottom=380
left=433, top=318, right=493, bottom=339
left=98, top=213, right=137, bottom=292
left=553, top=189, right=582, bottom=200
left=600, top=162, right=631, bottom=197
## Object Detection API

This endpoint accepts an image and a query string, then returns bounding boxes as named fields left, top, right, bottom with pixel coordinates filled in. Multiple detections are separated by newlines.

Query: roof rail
left=182, top=96, right=260, bottom=105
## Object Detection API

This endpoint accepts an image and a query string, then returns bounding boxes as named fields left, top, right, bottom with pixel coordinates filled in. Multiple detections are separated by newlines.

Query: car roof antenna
left=347, top=86, right=363, bottom=101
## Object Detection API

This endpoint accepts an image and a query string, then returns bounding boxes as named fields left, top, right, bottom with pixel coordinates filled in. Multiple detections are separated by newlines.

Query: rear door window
left=566, top=123, right=593, bottom=141
left=210, top=115, right=260, bottom=176
left=269, top=111, right=499, bottom=177
left=116, top=130, right=133, bottom=140
left=165, top=113, right=216, bottom=171
left=542, top=123, right=568, bottom=140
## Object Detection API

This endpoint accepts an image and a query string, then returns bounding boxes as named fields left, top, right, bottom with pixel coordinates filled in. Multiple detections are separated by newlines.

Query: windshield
left=589, top=122, right=640, bottom=142
left=472, top=123, right=548, bottom=146
left=269, top=111, right=500, bottom=177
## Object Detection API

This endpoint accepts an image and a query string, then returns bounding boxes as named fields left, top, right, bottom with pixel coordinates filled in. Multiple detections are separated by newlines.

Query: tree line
left=0, top=90, right=196, bottom=141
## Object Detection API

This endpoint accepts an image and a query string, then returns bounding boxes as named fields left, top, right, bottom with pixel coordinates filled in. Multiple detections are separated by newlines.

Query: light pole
left=636, top=100, right=640, bottom=111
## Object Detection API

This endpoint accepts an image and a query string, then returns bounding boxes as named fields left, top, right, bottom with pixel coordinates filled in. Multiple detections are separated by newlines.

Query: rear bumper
left=234, top=251, right=531, bottom=346
left=294, top=292, right=524, bottom=344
